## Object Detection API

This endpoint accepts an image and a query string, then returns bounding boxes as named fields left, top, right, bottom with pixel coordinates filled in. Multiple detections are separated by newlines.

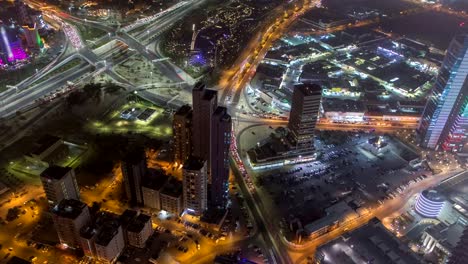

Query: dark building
left=142, top=172, right=168, bottom=210
left=121, top=149, right=147, bottom=205
left=288, top=83, right=322, bottom=149
left=183, top=156, right=208, bottom=216
left=126, top=213, right=153, bottom=248
left=40, top=165, right=80, bottom=207
left=315, top=218, right=422, bottom=264
left=447, top=227, right=468, bottom=264
left=173, top=104, right=193, bottom=165
left=192, top=82, right=218, bottom=162
left=7, top=256, right=31, bottom=264
left=80, top=212, right=125, bottom=263
left=52, top=199, right=91, bottom=249
left=419, top=34, right=468, bottom=153
left=14, top=0, right=30, bottom=25
left=160, top=177, right=184, bottom=215
left=210, top=107, right=232, bottom=208
left=119, top=209, right=138, bottom=245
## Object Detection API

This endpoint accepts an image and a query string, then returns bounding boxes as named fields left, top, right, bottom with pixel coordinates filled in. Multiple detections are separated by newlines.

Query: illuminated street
left=0, top=0, right=467, bottom=263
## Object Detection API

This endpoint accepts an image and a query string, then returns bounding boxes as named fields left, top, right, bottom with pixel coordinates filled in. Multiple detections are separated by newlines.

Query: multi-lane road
left=0, top=0, right=204, bottom=118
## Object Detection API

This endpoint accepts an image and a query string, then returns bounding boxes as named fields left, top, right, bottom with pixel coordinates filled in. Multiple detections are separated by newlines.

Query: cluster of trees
left=66, top=83, right=124, bottom=106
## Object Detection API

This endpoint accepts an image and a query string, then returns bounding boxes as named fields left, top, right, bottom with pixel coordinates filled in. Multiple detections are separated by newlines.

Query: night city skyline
left=0, top=0, right=467, bottom=263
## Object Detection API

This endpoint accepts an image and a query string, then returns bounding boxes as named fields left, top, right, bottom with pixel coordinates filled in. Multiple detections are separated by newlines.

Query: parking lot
left=242, top=129, right=427, bottom=232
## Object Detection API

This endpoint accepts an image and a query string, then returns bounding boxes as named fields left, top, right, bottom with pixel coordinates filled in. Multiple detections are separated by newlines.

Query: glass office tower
left=419, top=34, right=468, bottom=153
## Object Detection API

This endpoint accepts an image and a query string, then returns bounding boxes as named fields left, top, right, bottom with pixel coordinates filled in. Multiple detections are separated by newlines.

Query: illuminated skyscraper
left=288, top=83, right=322, bottom=149
left=419, top=34, right=468, bottom=152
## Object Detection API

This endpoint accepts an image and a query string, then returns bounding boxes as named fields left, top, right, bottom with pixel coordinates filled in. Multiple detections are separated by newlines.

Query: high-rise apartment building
left=160, top=177, right=183, bottom=215
left=80, top=212, right=125, bottom=263
left=126, top=213, right=153, bottom=248
left=173, top=105, right=193, bottom=165
left=183, top=156, right=207, bottom=216
left=419, top=34, right=468, bottom=153
left=52, top=199, right=91, bottom=249
left=142, top=174, right=168, bottom=210
left=192, top=82, right=218, bottom=161
left=40, top=166, right=80, bottom=207
left=288, top=83, right=322, bottom=149
left=210, top=107, right=232, bottom=208
left=121, top=149, right=147, bottom=205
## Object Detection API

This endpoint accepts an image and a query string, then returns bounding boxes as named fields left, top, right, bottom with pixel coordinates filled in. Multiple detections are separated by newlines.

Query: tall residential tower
left=192, top=82, right=218, bottom=161
left=173, top=105, right=193, bottom=165
left=210, top=107, right=232, bottom=208
left=182, top=156, right=207, bottom=215
left=121, top=149, right=147, bottom=205
left=40, top=166, right=80, bottom=207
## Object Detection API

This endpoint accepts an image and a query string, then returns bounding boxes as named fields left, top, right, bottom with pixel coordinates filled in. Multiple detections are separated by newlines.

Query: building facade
left=173, top=105, right=193, bottom=165
left=210, top=106, right=232, bottom=208
left=121, top=149, right=147, bottom=205
left=419, top=34, right=468, bottom=153
left=142, top=174, right=168, bottom=210
left=160, top=178, right=183, bottom=215
left=192, top=82, right=218, bottom=162
left=40, top=166, right=80, bottom=207
left=126, top=214, right=153, bottom=248
left=288, top=83, right=322, bottom=149
left=82, top=212, right=125, bottom=264
left=52, top=199, right=91, bottom=249
left=183, top=157, right=207, bottom=216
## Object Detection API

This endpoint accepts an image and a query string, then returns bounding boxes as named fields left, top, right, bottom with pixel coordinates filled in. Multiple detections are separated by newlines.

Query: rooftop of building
left=160, top=178, right=183, bottom=198
left=421, top=189, right=446, bottom=203
left=93, top=212, right=122, bottom=246
left=183, top=156, right=206, bottom=171
left=119, top=209, right=138, bottom=228
left=294, top=83, right=322, bottom=97
left=6, top=256, right=31, bottom=264
left=174, top=104, right=193, bottom=117
left=425, top=222, right=464, bottom=250
left=52, top=199, right=87, bottom=219
left=193, top=81, right=206, bottom=91
left=40, top=165, right=72, bottom=180
left=305, top=201, right=358, bottom=234
left=31, top=134, right=62, bottom=156
left=142, top=172, right=168, bottom=191
left=213, top=106, right=231, bottom=122
left=317, top=218, right=422, bottom=264
left=127, top=213, right=151, bottom=233
left=95, top=223, right=120, bottom=246
left=80, top=224, right=98, bottom=240
left=203, top=89, right=218, bottom=101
